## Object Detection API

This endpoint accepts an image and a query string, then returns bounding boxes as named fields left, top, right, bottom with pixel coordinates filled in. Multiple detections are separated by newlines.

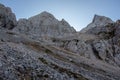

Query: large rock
left=0, top=3, right=17, bottom=29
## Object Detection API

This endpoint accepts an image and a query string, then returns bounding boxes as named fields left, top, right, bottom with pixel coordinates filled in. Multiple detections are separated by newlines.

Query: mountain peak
left=15, top=11, right=76, bottom=37
left=36, top=11, right=56, bottom=19
left=40, top=11, right=53, bottom=16
left=40, top=11, right=51, bottom=15
left=80, top=14, right=114, bottom=33
left=28, top=11, right=56, bottom=22
left=92, top=14, right=113, bottom=24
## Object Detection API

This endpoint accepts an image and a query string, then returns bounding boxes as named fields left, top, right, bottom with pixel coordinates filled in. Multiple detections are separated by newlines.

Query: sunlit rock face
left=0, top=3, right=120, bottom=80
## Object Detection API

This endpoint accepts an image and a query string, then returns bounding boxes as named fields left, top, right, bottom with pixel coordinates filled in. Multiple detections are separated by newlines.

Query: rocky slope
left=0, top=3, right=120, bottom=80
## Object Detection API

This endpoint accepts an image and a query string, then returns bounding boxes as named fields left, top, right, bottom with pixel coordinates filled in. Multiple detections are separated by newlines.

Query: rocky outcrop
left=80, top=15, right=114, bottom=33
left=13, top=19, right=33, bottom=35
left=0, top=3, right=16, bottom=29
left=0, top=3, right=120, bottom=80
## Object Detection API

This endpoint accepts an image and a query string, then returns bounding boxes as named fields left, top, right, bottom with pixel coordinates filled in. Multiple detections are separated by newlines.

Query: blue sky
left=0, top=0, right=120, bottom=31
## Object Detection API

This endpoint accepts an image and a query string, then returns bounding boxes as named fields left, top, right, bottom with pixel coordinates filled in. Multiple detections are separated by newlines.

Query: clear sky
left=0, top=0, right=120, bottom=31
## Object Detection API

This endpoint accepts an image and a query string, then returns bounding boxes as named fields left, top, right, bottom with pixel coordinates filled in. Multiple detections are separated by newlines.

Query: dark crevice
left=91, top=44, right=102, bottom=60
left=112, top=46, right=116, bottom=57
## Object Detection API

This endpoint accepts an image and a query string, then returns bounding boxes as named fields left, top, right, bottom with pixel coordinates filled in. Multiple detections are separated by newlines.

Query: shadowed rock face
left=0, top=3, right=17, bottom=29
left=0, top=3, right=120, bottom=80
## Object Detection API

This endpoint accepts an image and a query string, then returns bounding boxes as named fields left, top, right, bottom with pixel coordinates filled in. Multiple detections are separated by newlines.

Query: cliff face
left=0, top=3, right=120, bottom=80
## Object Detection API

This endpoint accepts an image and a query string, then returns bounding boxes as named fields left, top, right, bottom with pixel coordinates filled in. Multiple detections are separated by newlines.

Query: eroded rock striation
left=0, top=3, right=120, bottom=80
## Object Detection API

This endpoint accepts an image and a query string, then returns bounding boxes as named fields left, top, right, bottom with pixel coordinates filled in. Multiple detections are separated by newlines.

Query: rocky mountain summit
left=80, top=15, right=114, bottom=33
left=13, top=11, right=76, bottom=40
left=0, top=3, right=120, bottom=80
